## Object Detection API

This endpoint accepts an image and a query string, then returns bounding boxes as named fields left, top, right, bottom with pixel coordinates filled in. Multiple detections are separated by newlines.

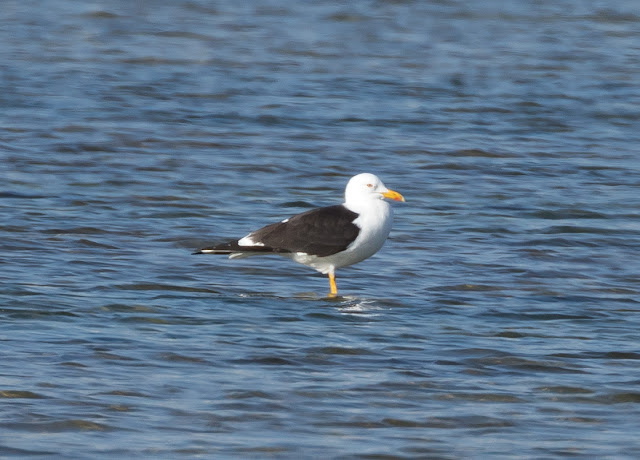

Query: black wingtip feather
left=192, top=241, right=293, bottom=255
left=192, top=241, right=238, bottom=255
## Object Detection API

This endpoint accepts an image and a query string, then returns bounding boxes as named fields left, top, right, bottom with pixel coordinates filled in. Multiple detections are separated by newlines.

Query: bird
left=193, top=173, right=405, bottom=296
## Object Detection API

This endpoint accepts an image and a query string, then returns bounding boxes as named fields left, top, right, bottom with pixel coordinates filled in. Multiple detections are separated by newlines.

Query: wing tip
left=192, top=247, right=233, bottom=255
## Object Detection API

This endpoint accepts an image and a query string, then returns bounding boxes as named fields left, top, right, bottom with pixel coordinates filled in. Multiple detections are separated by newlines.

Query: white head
left=344, top=173, right=405, bottom=206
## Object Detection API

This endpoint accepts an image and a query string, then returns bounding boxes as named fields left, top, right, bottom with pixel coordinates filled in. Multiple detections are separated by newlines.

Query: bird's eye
left=366, top=183, right=373, bottom=188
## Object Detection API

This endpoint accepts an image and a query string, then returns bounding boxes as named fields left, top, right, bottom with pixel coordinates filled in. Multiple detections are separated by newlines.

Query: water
left=2, top=0, right=640, bottom=458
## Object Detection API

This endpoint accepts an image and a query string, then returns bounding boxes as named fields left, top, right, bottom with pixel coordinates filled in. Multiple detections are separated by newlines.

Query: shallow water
left=2, top=0, right=640, bottom=458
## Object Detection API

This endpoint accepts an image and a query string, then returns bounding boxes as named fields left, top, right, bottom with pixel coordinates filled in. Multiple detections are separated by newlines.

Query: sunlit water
left=2, top=1, right=640, bottom=458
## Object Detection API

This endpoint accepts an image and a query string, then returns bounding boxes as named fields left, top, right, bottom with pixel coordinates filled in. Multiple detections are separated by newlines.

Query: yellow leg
left=328, top=271, right=338, bottom=297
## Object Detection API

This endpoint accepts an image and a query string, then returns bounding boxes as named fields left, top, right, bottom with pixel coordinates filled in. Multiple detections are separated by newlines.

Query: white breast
left=346, top=199, right=393, bottom=263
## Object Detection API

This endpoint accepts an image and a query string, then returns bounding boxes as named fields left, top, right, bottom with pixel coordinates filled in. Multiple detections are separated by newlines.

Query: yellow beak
left=382, top=189, right=405, bottom=202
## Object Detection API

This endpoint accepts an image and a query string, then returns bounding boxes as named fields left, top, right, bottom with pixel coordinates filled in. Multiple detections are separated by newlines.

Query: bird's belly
left=290, top=224, right=390, bottom=274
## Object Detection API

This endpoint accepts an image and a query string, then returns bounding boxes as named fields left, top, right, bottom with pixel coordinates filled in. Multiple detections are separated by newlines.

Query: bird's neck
left=344, top=198, right=391, bottom=218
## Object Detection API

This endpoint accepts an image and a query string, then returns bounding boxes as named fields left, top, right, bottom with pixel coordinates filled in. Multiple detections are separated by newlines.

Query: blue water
left=2, top=1, right=640, bottom=458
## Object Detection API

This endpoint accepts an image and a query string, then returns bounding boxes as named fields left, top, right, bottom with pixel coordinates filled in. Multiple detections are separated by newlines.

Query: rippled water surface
left=2, top=1, right=640, bottom=458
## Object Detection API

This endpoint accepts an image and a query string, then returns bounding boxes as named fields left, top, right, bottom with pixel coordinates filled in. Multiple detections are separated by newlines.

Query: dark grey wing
left=247, top=205, right=360, bottom=257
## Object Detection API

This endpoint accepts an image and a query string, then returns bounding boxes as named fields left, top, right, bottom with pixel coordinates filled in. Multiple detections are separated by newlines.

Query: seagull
left=193, top=173, right=405, bottom=296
